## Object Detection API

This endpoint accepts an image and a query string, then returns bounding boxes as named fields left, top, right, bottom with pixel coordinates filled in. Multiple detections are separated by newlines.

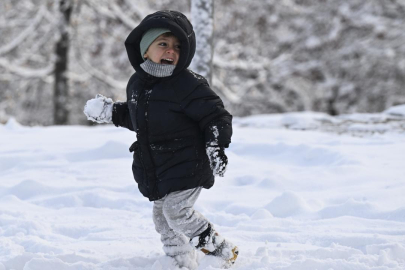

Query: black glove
left=206, top=145, right=228, bottom=177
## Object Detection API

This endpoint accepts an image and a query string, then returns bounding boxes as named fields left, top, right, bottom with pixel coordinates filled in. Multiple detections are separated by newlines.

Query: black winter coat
left=112, top=10, right=232, bottom=201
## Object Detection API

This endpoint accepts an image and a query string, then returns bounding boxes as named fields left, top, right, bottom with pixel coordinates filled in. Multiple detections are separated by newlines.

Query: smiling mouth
left=161, top=58, right=174, bottom=65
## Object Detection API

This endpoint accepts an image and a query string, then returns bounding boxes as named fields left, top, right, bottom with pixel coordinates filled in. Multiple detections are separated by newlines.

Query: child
left=84, top=10, right=237, bottom=269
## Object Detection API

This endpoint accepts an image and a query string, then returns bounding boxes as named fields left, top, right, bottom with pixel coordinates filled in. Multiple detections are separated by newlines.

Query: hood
left=125, top=10, right=196, bottom=77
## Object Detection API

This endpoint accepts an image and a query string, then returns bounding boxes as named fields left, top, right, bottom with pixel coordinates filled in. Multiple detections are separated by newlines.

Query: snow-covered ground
left=1, top=106, right=405, bottom=270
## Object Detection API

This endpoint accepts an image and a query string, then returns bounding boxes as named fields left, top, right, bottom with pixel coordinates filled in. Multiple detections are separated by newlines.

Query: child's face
left=143, top=34, right=181, bottom=65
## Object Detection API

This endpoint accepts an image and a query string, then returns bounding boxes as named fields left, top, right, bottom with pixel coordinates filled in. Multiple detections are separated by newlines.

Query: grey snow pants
left=153, top=187, right=209, bottom=256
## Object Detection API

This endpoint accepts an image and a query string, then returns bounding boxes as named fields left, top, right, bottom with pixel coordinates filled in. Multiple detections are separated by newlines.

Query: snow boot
left=191, top=224, right=238, bottom=268
left=162, top=236, right=198, bottom=270
left=171, top=251, right=198, bottom=270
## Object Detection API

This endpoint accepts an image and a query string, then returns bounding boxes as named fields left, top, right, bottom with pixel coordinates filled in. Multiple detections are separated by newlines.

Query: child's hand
left=83, top=94, right=114, bottom=124
left=206, top=146, right=228, bottom=177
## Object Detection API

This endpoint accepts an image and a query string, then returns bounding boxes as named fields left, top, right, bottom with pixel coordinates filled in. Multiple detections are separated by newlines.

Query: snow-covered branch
left=124, top=0, right=150, bottom=19
left=84, top=0, right=116, bottom=20
left=0, top=58, right=54, bottom=78
left=0, top=73, right=16, bottom=81
left=109, top=2, right=139, bottom=29
left=76, top=57, right=126, bottom=90
left=0, top=6, right=45, bottom=56
left=212, top=75, right=240, bottom=103
left=66, top=71, right=91, bottom=83
left=213, top=55, right=270, bottom=72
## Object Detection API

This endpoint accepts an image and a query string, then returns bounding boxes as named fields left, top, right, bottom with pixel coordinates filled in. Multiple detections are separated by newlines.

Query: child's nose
left=166, top=46, right=175, bottom=54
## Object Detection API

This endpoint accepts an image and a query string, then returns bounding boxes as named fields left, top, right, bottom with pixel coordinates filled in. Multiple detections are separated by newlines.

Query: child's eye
left=159, top=42, right=167, bottom=46
left=175, top=45, right=181, bottom=50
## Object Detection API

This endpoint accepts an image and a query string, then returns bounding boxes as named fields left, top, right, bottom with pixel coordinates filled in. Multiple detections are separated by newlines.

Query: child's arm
left=83, top=94, right=134, bottom=131
left=110, top=74, right=138, bottom=131
left=180, top=83, right=232, bottom=148
left=111, top=101, right=134, bottom=131
left=180, top=83, right=233, bottom=176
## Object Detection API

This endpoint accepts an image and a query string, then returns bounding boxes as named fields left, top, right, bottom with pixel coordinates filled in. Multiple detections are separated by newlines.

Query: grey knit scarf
left=140, top=59, right=176, bottom=77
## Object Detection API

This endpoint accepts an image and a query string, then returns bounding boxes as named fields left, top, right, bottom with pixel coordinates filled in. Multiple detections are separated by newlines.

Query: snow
left=0, top=7, right=46, bottom=56
left=384, top=104, right=405, bottom=117
left=83, top=95, right=113, bottom=124
left=190, top=0, right=214, bottom=81
left=1, top=110, right=405, bottom=270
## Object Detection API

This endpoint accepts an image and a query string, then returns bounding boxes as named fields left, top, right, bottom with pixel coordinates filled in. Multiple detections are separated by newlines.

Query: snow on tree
left=1, top=0, right=405, bottom=125
left=212, top=0, right=405, bottom=116
left=0, top=0, right=57, bottom=125
left=0, top=0, right=148, bottom=125
left=190, top=0, right=214, bottom=85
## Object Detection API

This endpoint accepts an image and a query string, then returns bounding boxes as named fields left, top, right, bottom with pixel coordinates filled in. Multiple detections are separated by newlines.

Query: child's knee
left=162, top=201, right=178, bottom=220
left=162, top=201, right=189, bottom=227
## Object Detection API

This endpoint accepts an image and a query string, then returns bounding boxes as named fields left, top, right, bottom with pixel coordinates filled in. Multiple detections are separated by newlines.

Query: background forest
left=1, top=0, right=405, bottom=126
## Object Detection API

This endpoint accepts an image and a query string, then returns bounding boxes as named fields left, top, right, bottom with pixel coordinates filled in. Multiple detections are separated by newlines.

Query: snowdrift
left=1, top=108, right=405, bottom=269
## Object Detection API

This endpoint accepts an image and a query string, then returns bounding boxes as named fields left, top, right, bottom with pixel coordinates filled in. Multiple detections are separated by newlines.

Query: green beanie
left=140, top=28, right=171, bottom=60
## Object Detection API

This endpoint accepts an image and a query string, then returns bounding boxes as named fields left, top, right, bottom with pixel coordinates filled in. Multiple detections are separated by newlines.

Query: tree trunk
left=53, top=0, right=73, bottom=125
left=190, top=0, right=214, bottom=85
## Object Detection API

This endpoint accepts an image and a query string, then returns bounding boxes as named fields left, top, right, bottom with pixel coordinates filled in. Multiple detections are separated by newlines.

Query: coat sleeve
left=180, top=83, right=233, bottom=148
left=111, top=74, right=136, bottom=131
left=112, top=102, right=134, bottom=131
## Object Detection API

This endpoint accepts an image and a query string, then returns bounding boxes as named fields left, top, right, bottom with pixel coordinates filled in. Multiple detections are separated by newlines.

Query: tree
left=212, top=0, right=405, bottom=116
left=53, top=0, right=73, bottom=125
left=2, top=0, right=405, bottom=125
left=190, top=0, right=214, bottom=85
left=0, top=0, right=56, bottom=125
